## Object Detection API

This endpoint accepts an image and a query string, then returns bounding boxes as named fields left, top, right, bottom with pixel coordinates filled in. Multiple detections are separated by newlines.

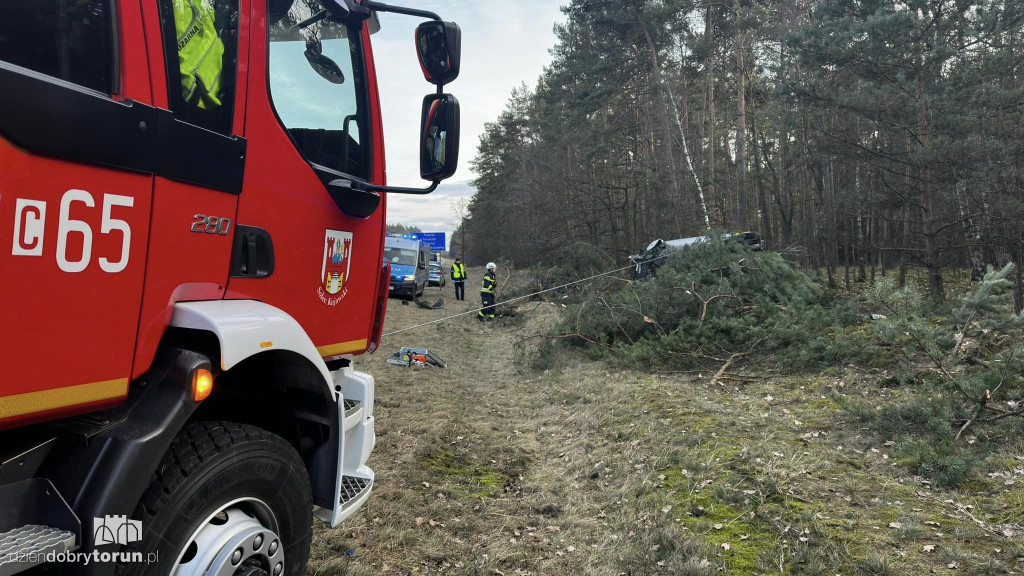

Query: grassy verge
left=307, top=281, right=1022, bottom=575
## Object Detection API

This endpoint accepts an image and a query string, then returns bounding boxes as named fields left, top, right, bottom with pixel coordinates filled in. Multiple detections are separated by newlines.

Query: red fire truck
left=0, top=0, right=460, bottom=574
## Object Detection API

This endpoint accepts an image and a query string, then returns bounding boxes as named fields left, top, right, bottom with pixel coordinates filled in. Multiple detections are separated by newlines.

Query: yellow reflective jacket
left=173, top=0, right=225, bottom=109
left=481, top=271, right=496, bottom=294
left=451, top=262, right=466, bottom=280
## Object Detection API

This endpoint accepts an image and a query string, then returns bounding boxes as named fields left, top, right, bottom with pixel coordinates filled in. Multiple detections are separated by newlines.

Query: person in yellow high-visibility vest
left=172, top=0, right=225, bottom=109
left=478, top=262, right=497, bottom=321
left=450, top=258, right=467, bottom=301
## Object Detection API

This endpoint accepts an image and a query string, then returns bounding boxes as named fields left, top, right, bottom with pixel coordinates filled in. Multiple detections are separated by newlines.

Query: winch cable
left=382, top=254, right=667, bottom=337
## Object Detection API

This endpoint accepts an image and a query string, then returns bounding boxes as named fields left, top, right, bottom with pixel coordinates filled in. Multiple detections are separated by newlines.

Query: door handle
left=230, top=225, right=275, bottom=278
left=246, top=235, right=258, bottom=274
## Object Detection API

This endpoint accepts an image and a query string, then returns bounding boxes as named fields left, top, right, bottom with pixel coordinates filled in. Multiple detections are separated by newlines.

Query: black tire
left=116, top=422, right=313, bottom=576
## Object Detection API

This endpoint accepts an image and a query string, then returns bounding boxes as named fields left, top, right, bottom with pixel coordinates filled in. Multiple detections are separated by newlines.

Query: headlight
left=404, top=275, right=416, bottom=281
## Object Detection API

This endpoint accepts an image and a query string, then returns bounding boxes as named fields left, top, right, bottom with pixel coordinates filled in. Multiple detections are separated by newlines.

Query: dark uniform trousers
left=479, top=271, right=496, bottom=319
left=452, top=264, right=467, bottom=301
left=481, top=292, right=495, bottom=316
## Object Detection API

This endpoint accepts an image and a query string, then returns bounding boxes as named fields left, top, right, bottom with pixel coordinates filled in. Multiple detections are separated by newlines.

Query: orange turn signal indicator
left=192, top=368, right=214, bottom=402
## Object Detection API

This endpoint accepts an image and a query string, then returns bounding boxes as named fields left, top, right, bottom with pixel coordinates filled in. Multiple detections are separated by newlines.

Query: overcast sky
left=371, top=1, right=566, bottom=246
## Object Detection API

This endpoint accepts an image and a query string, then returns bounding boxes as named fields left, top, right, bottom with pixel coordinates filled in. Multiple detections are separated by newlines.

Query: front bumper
left=389, top=280, right=416, bottom=296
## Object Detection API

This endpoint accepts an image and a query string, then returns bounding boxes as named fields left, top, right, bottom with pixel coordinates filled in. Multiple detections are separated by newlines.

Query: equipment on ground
left=0, top=1, right=463, bottom=573
left=386, top=347, right=448, bottom=368
left=415, top=297, right=445, bottom=309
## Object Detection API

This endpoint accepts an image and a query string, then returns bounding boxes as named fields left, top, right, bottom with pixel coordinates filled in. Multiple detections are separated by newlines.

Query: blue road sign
left=389, top=232, right=446, bottom=251
left=416, top=233, right=446, bottom=251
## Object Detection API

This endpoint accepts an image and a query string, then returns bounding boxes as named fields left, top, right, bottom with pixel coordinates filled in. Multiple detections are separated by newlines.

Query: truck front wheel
left=117, top=422, right=313, bottom=576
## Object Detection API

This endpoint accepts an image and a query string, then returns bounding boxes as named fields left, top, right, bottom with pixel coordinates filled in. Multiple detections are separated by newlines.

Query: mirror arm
left=334, top=177, right=440, bottom=195
left=362, top=0, right=441, bottom=21
left=368, top=180, right=440, bottom=195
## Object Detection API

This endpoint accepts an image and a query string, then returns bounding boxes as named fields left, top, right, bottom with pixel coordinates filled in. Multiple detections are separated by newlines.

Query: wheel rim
left=172, top=497, right=284, bottom=576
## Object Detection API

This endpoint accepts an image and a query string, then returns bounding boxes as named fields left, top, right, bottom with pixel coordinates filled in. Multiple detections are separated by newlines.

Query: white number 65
left=56, top=190, right=133, bottom=273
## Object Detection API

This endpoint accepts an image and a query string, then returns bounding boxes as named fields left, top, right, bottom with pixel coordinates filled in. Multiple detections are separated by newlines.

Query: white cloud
left=371, top=1, right=565, bottom=239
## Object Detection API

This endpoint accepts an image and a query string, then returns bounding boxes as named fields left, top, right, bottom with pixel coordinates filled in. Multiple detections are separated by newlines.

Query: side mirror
left=415, top=21, right=461, bottom=85
left=304, top=39, right=345, bottom=85
left=420, top=93, right=460, bottom=181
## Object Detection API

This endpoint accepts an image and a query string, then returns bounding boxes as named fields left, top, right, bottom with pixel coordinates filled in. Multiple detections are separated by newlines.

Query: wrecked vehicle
left=630, top=232, right=764, bottom=279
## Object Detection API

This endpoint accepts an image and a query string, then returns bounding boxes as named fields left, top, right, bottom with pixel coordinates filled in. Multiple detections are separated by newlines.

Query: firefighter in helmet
left=478, top=262, right=497, bottom=320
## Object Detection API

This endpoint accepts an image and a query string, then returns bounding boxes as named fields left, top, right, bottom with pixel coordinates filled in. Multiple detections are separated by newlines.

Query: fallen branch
left=709, top=337, right=768, bottom=386
left=964, top=355, right=992, bottom=369
left=956, top=375, right=1006, bottom=441
left=713, top=374, right=758, bottom=383
left=916, top=492, right=1006, bottom=538
left=671, top=282, right=743, bottom=333
left=711, top=352, right=747, bottom=386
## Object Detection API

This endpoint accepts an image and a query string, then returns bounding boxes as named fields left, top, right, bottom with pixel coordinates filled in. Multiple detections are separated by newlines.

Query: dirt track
left=308, top=276, right=1022, bottom=575
left=308, top=279, right=675, bottom=575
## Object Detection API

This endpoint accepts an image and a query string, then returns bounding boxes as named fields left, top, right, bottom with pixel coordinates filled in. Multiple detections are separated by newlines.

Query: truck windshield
left=384, top=247, right=417, bottom=267
left=267, top=1, right=369, bottom=180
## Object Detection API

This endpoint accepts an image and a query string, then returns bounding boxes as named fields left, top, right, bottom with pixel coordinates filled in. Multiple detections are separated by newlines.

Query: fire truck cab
left=0, top=0, right=460, bottom=574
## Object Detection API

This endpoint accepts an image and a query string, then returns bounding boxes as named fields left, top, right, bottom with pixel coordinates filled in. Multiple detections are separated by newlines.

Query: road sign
left=415, top=233, right=446, bottom=251
left=389, top=232, right=446, bottom=251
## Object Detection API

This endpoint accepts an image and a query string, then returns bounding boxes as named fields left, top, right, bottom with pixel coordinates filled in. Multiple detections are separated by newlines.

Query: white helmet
left=486, top=262, right=496, bottom=270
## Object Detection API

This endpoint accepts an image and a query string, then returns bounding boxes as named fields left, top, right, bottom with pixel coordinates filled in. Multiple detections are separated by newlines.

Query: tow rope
left=381, top=255, right=666, bottom=337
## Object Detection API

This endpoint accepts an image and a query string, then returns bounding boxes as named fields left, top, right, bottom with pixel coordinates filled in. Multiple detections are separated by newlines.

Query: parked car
left=428, top=261, right=446, bottom=287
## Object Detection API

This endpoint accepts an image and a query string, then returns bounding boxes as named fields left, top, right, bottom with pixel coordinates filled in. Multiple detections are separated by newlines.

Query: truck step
left=342, top=399, right=363, bottom=432
left=339, top=475, right=371, bottom=508
left=0, top=525, right=77, bottom=576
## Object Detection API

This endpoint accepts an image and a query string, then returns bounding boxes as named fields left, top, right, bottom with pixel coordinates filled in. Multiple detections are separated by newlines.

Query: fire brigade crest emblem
left=321, top=229, right=353, bottom=295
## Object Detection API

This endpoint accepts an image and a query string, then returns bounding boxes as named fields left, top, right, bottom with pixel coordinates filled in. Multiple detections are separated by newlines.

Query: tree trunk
left=636, top=11, right=683, bottom=235
left=734, top=0, right=747, bottom=229
left=778, top=116, right=791, bottom=245
left=1011, top=240, right=1024, bottom=314
left=665, top=80, right=711, bottom=230
left=953, top=179, right=985, bottom=280
left=751, top=112, right=770, bottom=245
left=821, top=155, right=836, bottom=286
left=705, top=4, right=716, bottom=225
left=916, top=25, right=944, bottom=303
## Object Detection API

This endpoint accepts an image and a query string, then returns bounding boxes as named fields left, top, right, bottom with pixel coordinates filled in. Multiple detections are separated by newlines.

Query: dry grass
left=307, top=273, right=1024, bottom=575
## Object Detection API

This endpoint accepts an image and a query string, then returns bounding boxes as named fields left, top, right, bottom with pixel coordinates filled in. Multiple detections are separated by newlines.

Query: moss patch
left=422, top=447, right=516, bottom=499
left=624, top=371, right=1017, bottom=575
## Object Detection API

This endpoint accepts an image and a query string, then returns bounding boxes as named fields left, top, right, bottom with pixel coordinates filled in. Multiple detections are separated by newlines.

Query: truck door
left=0, top=1, right=155, bottom=427
left=226, top=0, right=387, bottom=357
left=130, top=0, right=247, bottom=379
